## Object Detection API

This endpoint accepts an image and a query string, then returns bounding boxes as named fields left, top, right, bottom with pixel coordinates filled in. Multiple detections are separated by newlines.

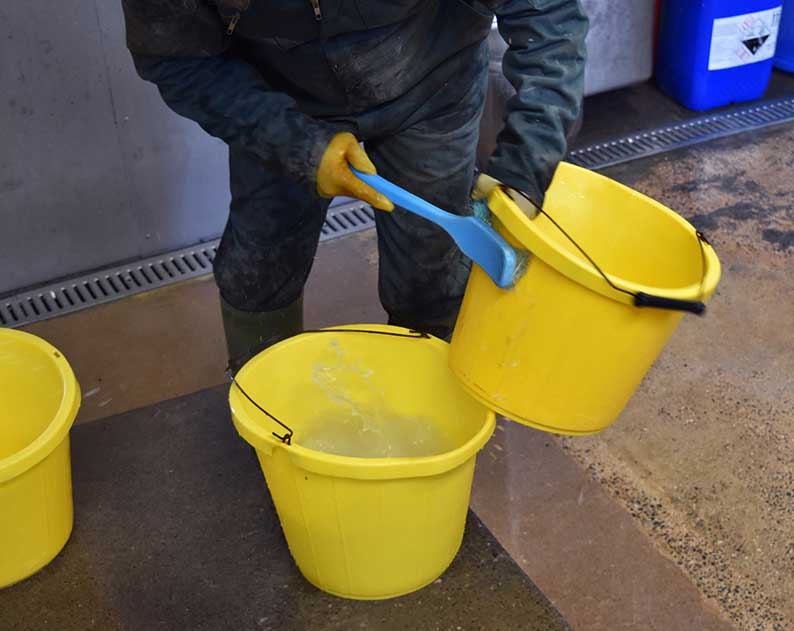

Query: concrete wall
left=581, top=0, right=655, bottom=96
left=0, top=1, right=229, bottom=295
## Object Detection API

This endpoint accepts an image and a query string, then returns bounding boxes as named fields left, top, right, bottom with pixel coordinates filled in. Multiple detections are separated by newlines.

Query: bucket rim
left=0, top=329, right=80, bottom=484
left=488, top=162, right=722, bottom=305
left=229, top=325, right=496, bottom=480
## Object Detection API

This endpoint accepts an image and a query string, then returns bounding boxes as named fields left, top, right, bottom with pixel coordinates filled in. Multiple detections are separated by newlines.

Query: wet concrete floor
left=14, top=122, right=794, bottom=630
left=557, top=123, right=794, bottom=631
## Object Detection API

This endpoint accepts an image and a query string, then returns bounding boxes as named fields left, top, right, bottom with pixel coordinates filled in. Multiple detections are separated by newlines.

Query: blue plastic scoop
left=352, top=169, right=518, bottom=288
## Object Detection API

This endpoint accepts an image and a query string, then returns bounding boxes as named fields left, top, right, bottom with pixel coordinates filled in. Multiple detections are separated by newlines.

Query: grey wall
left=582, top=0, right=654, bottom=96
left=0, top=1, right=229, bottom=295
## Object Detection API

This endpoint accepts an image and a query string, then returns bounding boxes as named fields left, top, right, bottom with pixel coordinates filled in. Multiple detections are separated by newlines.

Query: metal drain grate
left=321, top=200, right=376, bottom=239
left=1, top=199, right=376, bottom=328
left=0, top=242, right=219, bottom=328
left=570, top=96, right=794, bottom=170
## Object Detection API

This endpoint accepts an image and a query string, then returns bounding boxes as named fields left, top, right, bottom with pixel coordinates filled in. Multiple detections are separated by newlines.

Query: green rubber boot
left=220, top=295, right=304, bottom=374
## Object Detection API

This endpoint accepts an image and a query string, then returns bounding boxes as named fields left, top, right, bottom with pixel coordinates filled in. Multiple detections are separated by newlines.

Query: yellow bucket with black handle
left=229, top=326, right=495, bottom=600
left=0, top=329, right=80, bottom=588
left=450, top=162, right=721, bottom=435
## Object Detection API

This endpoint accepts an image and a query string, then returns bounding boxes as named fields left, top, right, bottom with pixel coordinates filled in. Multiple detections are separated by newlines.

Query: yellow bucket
left=450, top=162, right=721, bottom=435
left=0, top=329, right=80, bottom=588
left=229, top=325, right=495, bottom=600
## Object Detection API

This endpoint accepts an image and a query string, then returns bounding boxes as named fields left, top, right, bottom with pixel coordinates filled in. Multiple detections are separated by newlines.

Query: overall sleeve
left=489, top=0, right=588, bottom=203
left=122, top=0, right=335, bottom=188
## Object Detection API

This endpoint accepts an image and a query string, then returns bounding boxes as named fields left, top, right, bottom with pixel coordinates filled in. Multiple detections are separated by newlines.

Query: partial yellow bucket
left=0, top=329, right=80, bottom=588
left=450, top=162, right=721, bottom=435
left=229, top=325, right=495, bottom=600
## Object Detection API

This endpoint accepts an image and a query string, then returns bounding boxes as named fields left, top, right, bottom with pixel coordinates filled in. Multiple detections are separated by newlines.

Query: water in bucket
left=297, top=338, right=453, bottom=458
left=299, top=413, right=453, bottom=458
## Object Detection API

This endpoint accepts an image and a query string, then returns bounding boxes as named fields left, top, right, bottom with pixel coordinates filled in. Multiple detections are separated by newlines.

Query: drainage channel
left=4, top=95, right=794, bottom=328
left=0, top=200, right=375, bottom=328
left=569, top=95, right=794, bottom=170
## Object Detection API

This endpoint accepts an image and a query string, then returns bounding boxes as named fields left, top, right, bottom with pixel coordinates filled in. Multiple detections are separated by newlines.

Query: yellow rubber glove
left=471, top=173, right=501, bottom=201
left=472, top=173, right=539, bottom=219
left=316, top=132, right=394, bottom=211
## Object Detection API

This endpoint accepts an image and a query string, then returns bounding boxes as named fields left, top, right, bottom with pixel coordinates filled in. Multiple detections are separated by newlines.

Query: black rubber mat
left=0, top=386, right=570, bottom=631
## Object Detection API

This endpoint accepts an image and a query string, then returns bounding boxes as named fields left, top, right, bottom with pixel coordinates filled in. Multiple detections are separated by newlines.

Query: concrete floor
left=2, top=387, right=571, bottom=631
left=18, top=229, right=736, bottom=631
left=560, top=123, right=794, bottom=631
left=14, top=122, right=793, bottom=631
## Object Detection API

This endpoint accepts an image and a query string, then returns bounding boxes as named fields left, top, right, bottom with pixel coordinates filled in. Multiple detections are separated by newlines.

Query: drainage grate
left=570, top=96, right=794, bottom=170
left=0, top=242, right=219, bottom=328
left=1, top=199, right=376, bottom=328
left=321, top=200, right=376, bottom=239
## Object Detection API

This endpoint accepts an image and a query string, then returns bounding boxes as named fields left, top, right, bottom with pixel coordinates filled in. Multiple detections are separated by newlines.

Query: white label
left=708, top=7, right=782, bottom=70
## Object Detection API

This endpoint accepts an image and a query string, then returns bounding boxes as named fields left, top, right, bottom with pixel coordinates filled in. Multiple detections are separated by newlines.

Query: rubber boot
left=221, top=295, right=304, bottom=374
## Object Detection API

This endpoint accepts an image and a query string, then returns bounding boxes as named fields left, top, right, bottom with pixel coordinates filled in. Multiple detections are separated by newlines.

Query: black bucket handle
left=504, top=186, right=710, bottom=315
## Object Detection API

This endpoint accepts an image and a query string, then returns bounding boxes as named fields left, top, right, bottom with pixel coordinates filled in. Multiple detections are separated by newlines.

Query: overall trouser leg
left=365, top=66, right=488, bottom=339
left=214, top=146, right=330, bottom=371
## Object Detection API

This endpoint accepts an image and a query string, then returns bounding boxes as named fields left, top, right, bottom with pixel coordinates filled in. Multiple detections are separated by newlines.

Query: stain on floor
left=12, top=121, right=793, bottom=631
left=559, top=122, right=794, bottom=631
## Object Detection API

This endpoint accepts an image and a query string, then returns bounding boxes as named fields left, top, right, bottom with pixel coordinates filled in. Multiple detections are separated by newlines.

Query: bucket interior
left=235, top=330, right=490, bottom=460
left=0, top=336, right=65, bottom=460
left=532, top=166, right=705, bottom=291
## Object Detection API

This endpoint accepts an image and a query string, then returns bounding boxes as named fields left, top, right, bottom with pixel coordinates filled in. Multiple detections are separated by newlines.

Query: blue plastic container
left=657, top=0, right=783, bottom=110
left=776, top=1, right=794, bottom=71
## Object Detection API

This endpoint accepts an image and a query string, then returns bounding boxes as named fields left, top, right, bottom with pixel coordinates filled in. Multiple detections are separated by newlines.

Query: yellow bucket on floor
left=229, top=325, right=495, bottom=600
left=0, top=329, right=80, bottom=588
left=450, top=162, right=721, bottom=435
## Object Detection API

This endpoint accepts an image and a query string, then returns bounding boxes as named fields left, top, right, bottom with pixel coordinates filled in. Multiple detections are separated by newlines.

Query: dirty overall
left=122, top=0, right=587, bottom=338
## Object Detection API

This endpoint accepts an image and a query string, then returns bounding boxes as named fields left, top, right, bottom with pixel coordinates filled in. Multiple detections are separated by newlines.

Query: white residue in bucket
left=511, top=250, right=531, bottom=283
left=300, top=413, right=453, bottom=458
left=299, top=338, right=453, bottom=458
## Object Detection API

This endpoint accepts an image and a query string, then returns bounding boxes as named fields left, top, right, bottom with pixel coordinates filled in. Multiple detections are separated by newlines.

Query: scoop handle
left=351, top=168, right=456, bottom=232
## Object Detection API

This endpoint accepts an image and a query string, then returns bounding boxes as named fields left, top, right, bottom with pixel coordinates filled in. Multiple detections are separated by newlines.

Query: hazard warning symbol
left=708, top=7, right=782, bottom=71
